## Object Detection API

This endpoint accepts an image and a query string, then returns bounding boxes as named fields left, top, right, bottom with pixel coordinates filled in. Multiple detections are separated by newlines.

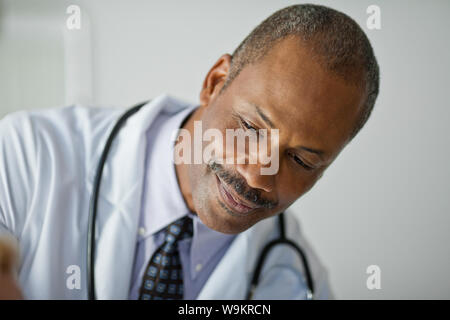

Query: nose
left=235, top=163, right=276, bottom=193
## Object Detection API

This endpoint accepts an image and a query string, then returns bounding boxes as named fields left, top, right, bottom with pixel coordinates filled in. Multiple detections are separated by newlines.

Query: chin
left=191, top=169, right=263, bottom=234
left=193, top=195, right=256, bottom=235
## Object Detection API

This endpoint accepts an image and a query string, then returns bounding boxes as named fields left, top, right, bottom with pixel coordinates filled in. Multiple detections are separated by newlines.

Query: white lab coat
left=0, top=94, right=333, bottom=300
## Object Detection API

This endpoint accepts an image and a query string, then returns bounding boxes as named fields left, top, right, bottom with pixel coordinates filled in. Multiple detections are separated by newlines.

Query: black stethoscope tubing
left=87, top=101, right=314, bottom=300
left=246, top=212, right=314, bottom=299
left=87, top=102, right=146, bottom=300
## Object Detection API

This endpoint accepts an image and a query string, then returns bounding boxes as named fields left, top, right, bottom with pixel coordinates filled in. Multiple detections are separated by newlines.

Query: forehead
left=228, top=37, right=366, bottom=162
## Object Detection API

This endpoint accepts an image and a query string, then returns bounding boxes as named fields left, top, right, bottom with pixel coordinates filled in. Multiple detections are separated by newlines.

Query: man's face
left=179, top=36, right=366, bottom=234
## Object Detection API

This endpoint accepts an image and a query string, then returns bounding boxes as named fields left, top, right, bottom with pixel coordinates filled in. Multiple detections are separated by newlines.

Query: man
left=0, top=4, right=379, bottom=299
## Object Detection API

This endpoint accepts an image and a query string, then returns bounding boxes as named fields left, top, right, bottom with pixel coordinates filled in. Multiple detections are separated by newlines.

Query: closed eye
left=288, top=151, right=314, bottom=171
left=239, top=117, right=258, bottom=132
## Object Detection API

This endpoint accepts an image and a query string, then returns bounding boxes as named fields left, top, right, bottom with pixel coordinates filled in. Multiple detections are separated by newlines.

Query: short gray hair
left=221, top=4, right=380, bottom=140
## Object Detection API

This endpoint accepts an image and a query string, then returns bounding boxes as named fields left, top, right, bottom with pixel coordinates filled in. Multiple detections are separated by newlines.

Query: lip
left=215, top=174, right=259, bottom=215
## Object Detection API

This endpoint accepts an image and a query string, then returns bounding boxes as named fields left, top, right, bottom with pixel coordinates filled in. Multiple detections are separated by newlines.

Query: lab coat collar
left=140, top=104, right=197, bottom=237
left=87, top=94, right=194, bottom=299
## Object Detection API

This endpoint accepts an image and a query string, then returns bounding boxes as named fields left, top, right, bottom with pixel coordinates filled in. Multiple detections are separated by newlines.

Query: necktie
left=138, top=215, right=193, bottom=300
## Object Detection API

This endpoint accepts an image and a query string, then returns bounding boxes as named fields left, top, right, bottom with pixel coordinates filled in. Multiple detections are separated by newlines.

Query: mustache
left=208, top=161, right=278, bottom=210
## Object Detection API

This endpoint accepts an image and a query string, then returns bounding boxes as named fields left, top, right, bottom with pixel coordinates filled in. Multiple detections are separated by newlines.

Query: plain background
left=1, top=0, right=449, bottom=299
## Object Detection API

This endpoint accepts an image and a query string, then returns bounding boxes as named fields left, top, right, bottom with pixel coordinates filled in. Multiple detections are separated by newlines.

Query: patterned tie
left=138, top=215, right=193, bottom=300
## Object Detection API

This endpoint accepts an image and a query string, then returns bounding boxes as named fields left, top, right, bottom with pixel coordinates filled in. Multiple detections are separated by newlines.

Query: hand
left=0, top=235, right=23, bottom=299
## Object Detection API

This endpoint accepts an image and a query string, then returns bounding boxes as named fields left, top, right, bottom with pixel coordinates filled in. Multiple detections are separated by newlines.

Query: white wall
left=1, top=0, right=449, bottom=299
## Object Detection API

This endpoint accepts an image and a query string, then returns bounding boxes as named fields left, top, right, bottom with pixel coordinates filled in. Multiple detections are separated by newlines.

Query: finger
left=0, top=234, right=20, bottom=274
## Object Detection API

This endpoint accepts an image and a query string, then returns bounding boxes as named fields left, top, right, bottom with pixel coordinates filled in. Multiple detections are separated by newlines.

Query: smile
left=215, top=174, right=259, bottom=215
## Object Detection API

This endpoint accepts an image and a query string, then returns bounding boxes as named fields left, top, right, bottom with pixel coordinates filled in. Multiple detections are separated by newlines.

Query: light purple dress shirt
left=128, top=101, right=236, bottom=300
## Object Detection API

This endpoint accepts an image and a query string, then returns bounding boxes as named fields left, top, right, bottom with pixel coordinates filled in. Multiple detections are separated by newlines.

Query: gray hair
left=221, top=4, right=380, bottom=140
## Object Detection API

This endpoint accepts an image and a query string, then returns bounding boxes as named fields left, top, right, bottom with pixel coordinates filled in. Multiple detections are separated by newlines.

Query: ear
left=199, top=54, right=232, bottom=107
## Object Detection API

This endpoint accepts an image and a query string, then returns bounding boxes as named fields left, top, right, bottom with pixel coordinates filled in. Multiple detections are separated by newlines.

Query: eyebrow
left=248, top=101, right=326, bottom=158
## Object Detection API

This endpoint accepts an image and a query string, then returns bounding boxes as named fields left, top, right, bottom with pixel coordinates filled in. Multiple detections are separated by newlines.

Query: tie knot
left=164, top=216, right=193, bottom=244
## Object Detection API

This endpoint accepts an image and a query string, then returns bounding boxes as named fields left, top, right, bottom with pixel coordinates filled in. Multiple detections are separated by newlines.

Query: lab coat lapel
left=89, top=94, right=191, bottom=299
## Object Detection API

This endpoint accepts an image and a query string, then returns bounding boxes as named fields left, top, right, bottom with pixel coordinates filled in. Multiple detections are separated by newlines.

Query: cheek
left=202, top=113, right=238, bottom=164
left=188, top=164, right=212, bottom=212
left=276, top=162, right=320, bottom=204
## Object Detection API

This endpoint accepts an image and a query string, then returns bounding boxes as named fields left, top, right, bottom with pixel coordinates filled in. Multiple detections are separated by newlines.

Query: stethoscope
left=87, top=101, right=314, bottom=300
